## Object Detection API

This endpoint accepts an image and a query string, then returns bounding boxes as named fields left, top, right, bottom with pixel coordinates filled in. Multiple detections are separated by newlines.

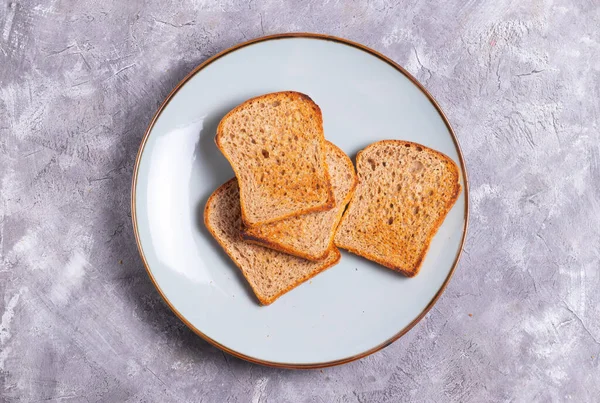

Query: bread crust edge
left=334, top=140, right=462, bottom=277
left=215, top=91, right=335, bottom=227
left=204, top=178, right=341, bottom=305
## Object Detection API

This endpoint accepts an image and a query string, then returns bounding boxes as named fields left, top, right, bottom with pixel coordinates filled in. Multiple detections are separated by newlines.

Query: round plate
left=132, top=34, right=469, bottom=368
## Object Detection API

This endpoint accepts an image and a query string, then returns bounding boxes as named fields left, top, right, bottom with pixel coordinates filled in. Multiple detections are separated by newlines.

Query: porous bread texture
left=241, top=141, right=357, bottom=261
left=334, top=140, right=461, bottom=277
left=216, top=91, right=334, bottom=227
left=204, top=179, right=341, bottom=305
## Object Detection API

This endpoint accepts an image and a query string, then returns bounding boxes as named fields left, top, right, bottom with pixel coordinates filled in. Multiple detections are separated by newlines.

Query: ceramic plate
left=132, top=34, right=469, bottom=368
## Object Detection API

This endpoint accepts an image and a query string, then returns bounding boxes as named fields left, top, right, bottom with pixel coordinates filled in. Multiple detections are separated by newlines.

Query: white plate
left=132, top=34, right=469, bottom=368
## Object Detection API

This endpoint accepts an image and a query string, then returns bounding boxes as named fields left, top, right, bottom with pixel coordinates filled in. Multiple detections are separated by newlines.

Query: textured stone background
left=1, top=0, right=599, bottom=401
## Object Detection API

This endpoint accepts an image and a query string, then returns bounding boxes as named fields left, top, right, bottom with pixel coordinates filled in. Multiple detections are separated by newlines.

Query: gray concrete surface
left=1, top=0, right=599, bottom=401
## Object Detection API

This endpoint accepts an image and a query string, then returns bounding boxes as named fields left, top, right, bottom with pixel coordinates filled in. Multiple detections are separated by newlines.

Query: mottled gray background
left=1, top=0, right=599, bottom=401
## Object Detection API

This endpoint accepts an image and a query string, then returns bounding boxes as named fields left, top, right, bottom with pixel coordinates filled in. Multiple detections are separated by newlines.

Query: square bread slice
left=334, top=140, right=461, bottom=277
left=216, top=91, right=334, bottom=227
left=204, top=179, right=341, bottom=305
left=240, top=141, right=357, bottom=261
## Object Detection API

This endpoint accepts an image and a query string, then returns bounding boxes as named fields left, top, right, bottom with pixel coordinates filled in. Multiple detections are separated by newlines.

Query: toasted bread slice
left=334, top=140, right=461, bottom=277
left=204, top=179, right=341, bottom=305
left=215, top=91, right=334, bottom=227
left=241, top=141, right=357, bottom=261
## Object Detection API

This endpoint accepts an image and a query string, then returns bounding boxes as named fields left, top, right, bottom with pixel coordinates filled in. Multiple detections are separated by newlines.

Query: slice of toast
left=216, top=91, right=334, bottom=227
left=241, top=141, right=357, bottom=261
left=204, top=179, right=341, bottom=305
left=334, top=140, right=461, bottom=277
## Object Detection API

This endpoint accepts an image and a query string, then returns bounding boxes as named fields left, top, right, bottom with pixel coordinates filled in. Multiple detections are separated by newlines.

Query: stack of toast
left=204, top=91, right=461, bottom=305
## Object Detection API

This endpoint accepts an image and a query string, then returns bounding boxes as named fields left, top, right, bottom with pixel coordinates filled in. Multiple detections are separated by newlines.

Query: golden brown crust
left=204, top=178, right=340, bottom=305
left=408, top=182, right=461, bottom=276
left=215, top=91, right=334, bottom=227
left=239, top=142, right=357, bottom=260
left=334, top=140, right=461, bottom=277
